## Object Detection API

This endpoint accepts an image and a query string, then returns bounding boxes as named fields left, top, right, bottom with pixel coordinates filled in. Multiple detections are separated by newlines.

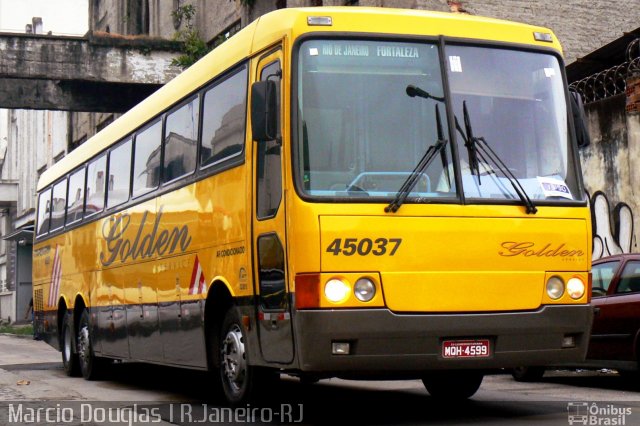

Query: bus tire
left=422, top=371, right=483, bottom=400
left=219, top=307, right=276, bottom=406
left=77, top=309, right=107, bottom=380
left=61, top=313, right=80, bottom=377
left=511, top=366, right=545, bottom=382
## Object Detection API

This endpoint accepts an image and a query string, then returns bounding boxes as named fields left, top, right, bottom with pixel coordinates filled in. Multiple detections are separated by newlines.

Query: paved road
left=0, top=334, right=639, bottom=425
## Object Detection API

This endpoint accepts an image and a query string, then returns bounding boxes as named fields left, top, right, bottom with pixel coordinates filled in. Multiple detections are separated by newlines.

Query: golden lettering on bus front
left=498, top=241, right=584, bottom=258
left=100, top=206, right=192, bottom=267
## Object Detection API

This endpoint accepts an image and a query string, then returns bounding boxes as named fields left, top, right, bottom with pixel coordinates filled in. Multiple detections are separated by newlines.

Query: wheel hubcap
left=77, top=324, right=90, bottom=367
left=221, top=324, right=246, bottom=393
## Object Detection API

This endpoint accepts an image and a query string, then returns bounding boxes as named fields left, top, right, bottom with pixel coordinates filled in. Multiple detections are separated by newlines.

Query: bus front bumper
left=293, top=305, right=592, bottom=374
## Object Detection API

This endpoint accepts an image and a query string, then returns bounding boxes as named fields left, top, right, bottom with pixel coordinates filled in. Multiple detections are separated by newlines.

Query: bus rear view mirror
left=569, top=90, right=590, bottom=148
left=251, top=80, right=278, bottom=142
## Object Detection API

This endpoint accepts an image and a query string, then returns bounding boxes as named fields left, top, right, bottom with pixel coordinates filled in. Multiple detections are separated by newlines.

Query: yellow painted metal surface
left=33, top=164, right=251, bottom=310
left=287, top=202, right=591, bottom=311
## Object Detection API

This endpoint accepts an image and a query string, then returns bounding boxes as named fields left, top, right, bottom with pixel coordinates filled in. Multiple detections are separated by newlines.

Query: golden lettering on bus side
left=498, top=241, right=584, bottom=258
left=99, top=206, right=192, bottom=267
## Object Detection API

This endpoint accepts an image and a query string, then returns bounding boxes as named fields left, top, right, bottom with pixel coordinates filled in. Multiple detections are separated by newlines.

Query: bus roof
left=38, top=6, right=561, bottom=191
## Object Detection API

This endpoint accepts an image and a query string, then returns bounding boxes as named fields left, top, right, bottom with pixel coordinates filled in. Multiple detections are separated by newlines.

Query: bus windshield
left=295, top=39, right=583, bottom=204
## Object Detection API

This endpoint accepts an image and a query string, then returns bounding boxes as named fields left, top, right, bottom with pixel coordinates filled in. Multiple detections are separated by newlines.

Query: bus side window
left=66, top=167, right=86, bottom=225
left=132, top=120, right=162, bottom=198
left=200, top=66, right=248, bottom=168
left=107, top=138, right=133, bottom=208
left=256, top=60, right=282, bottom=219
left=164, top=96, right=198, bottom=182
left=36, top=188, right=52, bottom=237
left=85, top=154, right=107, bottom=217
left=50, top=179, right=68, bottom=232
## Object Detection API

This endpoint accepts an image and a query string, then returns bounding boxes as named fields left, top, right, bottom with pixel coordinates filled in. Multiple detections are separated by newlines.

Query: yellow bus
left=33, top=7, right=593, bottom=403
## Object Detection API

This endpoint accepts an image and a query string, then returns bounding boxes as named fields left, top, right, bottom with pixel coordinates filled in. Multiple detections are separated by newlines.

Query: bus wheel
left=422, top=371, right=483, bottom=399
left=219, top=308, right=253, bottom=405
left=219, top=308, right=275, bottom=405
left=77, top=310, right=106, bottom=380
left=61, top=314, right=80, bottom=377
left=511, top=366, right=545, bottom=382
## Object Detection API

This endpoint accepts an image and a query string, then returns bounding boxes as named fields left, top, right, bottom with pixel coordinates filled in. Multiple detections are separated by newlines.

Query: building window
left=70, top=135, right=87, bottom=152
left=211, top=20, right=241, bottom=48
left=96, top=115, right=115, bottom=133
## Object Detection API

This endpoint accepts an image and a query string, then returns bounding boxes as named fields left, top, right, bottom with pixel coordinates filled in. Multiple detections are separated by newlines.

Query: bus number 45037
left=325, top=237, right=402, bottom=256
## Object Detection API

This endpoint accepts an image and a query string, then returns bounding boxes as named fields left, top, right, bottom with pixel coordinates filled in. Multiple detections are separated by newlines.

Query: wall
left=458, top=1, right=639, bottom=65
left=0, top=292, right=12, bottom=323
left=579, top=94, right=640, bottom=259
left=185, top=1, right=640, bottom=66
left=11, top=110, right=67, bottom=225
left=84, top=0, right=640, bottom=71
left=0, top=108, right=67, bottom=323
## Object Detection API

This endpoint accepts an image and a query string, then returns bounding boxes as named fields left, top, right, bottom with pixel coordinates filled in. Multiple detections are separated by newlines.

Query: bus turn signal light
left=295, top=273, right=321, bottom=309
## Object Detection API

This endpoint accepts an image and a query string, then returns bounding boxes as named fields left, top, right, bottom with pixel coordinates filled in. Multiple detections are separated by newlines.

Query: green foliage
left=171, top=3, right=210, bottom=69
left=0, top=324, right=34, bottom=336
left=137, top=45, right=152, bottom=56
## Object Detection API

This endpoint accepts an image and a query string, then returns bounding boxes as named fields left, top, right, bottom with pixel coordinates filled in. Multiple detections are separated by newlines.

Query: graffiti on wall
left=590, top=191, right=635, bottom=259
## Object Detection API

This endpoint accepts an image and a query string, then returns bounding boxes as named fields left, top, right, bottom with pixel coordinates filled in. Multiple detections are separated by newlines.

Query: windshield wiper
left=454, top=102, right=482, bottom=184
left=406, top=85, right=445, bottom=102
left=385, top=103, right=448, bottom=213
left=407, top=85, right=450, bottom=188
left=454, top=101, right=538, bottom=215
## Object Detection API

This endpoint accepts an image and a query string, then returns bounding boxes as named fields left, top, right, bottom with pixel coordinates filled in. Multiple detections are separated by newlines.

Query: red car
left=513, top=253, right=640, bottom=381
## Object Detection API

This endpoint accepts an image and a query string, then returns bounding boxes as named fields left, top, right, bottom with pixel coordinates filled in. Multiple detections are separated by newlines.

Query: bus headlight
left=546, top=276, right=564, bottom=299
left=325, top=279, right=350, bottom=303
left=354, top=278, right=376, bottom=302
left=566, top=277, right=585, bottom=299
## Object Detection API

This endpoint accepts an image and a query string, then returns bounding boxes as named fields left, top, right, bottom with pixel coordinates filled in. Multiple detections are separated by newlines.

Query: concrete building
left=0, top=11, right=71, bottom=323
left=0, top=107, right=67, bottom=324
left=69, top=0, right=640, bottom=145
left=1, top=1, right=639, bottom=323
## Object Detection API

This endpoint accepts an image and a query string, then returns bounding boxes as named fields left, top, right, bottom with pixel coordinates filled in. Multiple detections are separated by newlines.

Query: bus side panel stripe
left=189, top=255, right=204, bottom=295
left=48, top=245, right=62, bottom=308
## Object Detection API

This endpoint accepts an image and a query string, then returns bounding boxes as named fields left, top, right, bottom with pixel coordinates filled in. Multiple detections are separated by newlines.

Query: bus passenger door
left=252, top=51, right=294, bottom=364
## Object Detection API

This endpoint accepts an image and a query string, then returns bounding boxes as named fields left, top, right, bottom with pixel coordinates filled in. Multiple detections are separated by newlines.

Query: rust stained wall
left=579, top=94, right=640, bottom=258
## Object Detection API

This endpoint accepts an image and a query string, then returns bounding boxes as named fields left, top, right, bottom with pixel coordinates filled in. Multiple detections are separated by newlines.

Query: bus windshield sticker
left=537, top=176, right=573, bottom=200
left=309, top=47, right=319, bottom=56
left=449, top=55, right=462, bottom=72
left=544, top=67, right=556, bottom=77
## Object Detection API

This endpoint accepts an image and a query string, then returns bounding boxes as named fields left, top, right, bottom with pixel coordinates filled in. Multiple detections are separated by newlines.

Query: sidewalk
left=0, top=334, right=59, bottom=367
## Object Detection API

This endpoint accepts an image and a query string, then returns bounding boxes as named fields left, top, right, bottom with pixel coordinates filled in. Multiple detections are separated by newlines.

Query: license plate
left=442, top=339, right=491, bottom=358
